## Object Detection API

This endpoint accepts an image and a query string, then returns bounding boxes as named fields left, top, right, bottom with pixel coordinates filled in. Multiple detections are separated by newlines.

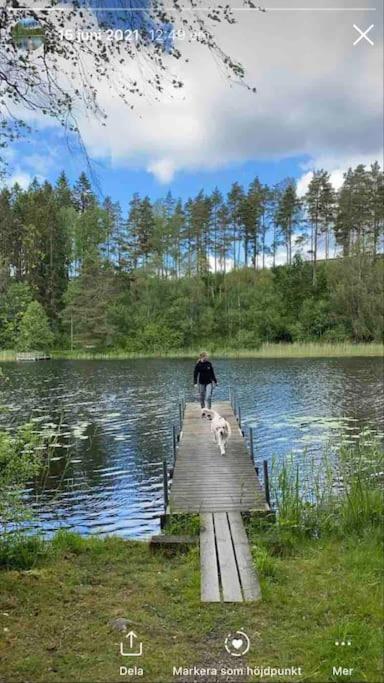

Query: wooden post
left=162, top=459, right=169, bottom=511
left=249, top=426, right=255, bottom=463
left=263, top=459, right=271, bottom=508
left=178, top=401, right=182, bottom=432
left=238, top=405, right=241, bottom=429
left=172, top=425, right=177, bottom=464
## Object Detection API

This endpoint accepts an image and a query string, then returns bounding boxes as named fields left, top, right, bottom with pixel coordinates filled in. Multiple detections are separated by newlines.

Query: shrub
left=0, top=423, right=53, bottom=568
left=16, top=301, right=54, bottom=351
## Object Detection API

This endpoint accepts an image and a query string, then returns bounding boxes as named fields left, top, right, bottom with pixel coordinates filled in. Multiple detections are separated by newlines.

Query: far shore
left=0, top=342, right=383, bottom=362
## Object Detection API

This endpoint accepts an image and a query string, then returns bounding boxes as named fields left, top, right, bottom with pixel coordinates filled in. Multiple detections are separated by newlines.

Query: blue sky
left=15, top=140, right=310, bottom=211
left=4, top=1, right=383, bottom=214
left=10, top=126, right=310, bottom=213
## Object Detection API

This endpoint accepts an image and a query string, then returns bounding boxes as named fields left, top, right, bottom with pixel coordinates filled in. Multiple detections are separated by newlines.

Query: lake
left=0, top=357, right=382, bottom=538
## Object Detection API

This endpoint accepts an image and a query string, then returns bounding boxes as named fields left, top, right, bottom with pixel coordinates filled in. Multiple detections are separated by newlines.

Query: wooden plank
left=228, top=512, right=261, bottom=601
left=213, top=512, right=243, bottom=602
left=200, top=513, right=221, bottom=602
left=173, top=503, right=261, bottom=508
left=170, top=401, right=268, bottom=514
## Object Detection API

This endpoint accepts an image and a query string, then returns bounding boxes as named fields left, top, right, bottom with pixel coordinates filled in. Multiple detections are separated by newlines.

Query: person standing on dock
left=194, top=351, right=217, bottom=409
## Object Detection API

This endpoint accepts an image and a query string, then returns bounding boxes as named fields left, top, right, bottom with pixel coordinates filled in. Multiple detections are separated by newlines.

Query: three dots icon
left=335, top=640, right=352, bottom=647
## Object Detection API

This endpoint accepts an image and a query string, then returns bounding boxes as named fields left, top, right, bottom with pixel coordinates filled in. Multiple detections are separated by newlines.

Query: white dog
left=201, top=408, right=231, bottom=455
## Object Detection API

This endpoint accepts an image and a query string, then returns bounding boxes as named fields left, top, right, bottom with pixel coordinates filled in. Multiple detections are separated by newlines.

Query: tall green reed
left=270, top=439, right=383, bottom=538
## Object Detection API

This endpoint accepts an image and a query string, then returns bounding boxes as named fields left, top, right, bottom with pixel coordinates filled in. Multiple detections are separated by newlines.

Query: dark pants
left=199, top=382, right=213, bottom=409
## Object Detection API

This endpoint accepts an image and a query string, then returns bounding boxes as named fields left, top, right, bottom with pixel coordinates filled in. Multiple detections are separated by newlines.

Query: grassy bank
left=0, top=528, right=382, bottom=683
left=0, top=342, right=383, bottom=362
left=1, top=442, right=383, bottom=683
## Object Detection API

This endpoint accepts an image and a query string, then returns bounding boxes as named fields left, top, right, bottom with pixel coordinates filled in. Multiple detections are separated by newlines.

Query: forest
left=0, top=162, right=383, bottom=353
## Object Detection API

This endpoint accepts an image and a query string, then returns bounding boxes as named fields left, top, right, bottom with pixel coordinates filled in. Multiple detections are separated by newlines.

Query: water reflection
left=0, top=357, right=382, bottom=538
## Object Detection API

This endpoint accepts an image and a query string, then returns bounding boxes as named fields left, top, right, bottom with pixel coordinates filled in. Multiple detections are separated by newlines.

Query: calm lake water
left=0, top=358, right=383, bottom=538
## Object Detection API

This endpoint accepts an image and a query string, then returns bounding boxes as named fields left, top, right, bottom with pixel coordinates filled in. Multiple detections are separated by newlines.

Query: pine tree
left=171, top=200, right=185, bottom=278
left=269, top=184, right=284, bottom=268
left=227, top=182, right=245, bottom=269
left=128, top=194, right=142, bottom=268
left=305, top=170, right=335, bottom=283
left=62, top=256, right=118, bottom=349
left=73, top=204, right=109, bottom=271
left=112, top=203, right=130, bottom=272
left=0, top=188, right=14, bottom=274
left=73, top=173, right=96, bottom=213
left=243, top=178, right=264, bottom=269
left=152, top=200, right=168, bottom=277
left=5, top=184, right=25, bottom=281
left=368, top=162, right=384, bottom=258
left=12, top=180, right=70, bottom=321
left=183, top=198, right=194, bottom=277
left=335, top=165, right=372, bottom=257
left=55, top=172, right=74, bottom=208
left=137, top=197, right=155, bottom=266
left=183, top=191, right=211, bottom=275
left=275, top=181, right=301, bottom=267
left=260, top=185, right=273, bottom=269
left=217, top=202, right=231, bottom=273
left=335, top=168, right=354, bottom=257
left=210, top=188, right=223, bottom=274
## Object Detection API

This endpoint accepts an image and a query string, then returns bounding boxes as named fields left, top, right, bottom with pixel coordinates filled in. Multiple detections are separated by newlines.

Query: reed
left=0, top=343, right=382, bottom=361
left=51, top=342, right=383, bottom=360
left=269, top=439, right=384, bottom=538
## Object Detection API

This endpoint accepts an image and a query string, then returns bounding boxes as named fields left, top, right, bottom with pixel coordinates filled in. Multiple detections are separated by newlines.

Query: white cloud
left=6, top=171, right=33, bottom=190
left=297, top=167, right=346, bottom=197
left=329, top=169, right=345, bottom=192
left=147, top=158, right=176, bottom=184
left=5, top=0, right=383, bottom=182
left=296, top=152, right=378, bottom=197
left=79, top=0, right=382, bottom=181
left=1, top=168, right=46, bottom=190
left=297, top=171, right=314, bottom=197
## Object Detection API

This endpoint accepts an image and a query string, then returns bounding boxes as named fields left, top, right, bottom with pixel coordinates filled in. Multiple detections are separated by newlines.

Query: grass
left=0, top=342, right=382, bottom=362
left=0, top=443, right=382, bottom=682
left=164, top=513, right=201, bottom=536
left=0, top=528, right=382, bottom=683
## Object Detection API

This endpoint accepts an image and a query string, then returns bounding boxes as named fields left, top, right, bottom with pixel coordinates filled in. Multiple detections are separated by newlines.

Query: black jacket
left=193, top=360, right=217, bottom=386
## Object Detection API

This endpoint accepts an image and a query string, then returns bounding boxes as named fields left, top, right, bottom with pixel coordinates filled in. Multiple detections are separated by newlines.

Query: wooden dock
left=170, top=401, right=268, bottom=513
left=16, top=352, right=50, bottom=362
left=169, top=401, right=268, bottom=602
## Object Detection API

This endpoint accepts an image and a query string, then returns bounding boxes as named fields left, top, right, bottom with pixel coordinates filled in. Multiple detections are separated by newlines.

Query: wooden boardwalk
left=200, top=511, right=261, bottom=602
left=16, top=352, right=50, bottom=362
left=169, top=401, right=268, bottom=603
left=170, top=401, right=268, bottom=513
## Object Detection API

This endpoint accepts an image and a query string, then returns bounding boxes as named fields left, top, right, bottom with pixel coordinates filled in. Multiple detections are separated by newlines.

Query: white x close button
left=353, top=24, right=374, bottom=46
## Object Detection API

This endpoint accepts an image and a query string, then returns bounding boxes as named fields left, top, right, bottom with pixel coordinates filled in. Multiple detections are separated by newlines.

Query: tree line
left=0, top=163, right=382, bottom=352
